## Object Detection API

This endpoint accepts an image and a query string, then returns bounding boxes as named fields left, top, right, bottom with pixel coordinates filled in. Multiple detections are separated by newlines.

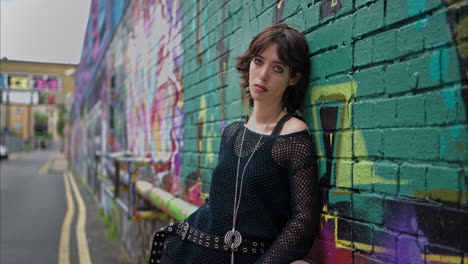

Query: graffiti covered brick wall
left=71, top=0, right=467, bottom=263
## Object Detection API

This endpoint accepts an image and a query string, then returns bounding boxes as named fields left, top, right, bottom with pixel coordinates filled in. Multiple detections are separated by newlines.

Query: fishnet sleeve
left=257, top=135, right=319, bottom=263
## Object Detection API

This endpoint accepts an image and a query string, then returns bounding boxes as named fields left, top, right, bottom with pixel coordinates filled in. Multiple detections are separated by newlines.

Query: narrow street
left=0, top=150, right=131, bottom=264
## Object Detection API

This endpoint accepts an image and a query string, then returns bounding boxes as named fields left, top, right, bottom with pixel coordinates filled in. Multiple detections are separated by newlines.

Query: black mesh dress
left=162, top=119, right=319, bottom=263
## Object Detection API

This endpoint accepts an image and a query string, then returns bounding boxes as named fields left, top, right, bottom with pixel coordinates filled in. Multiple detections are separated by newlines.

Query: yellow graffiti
left=425, top=253, right=464, bottom=263
left=331, top=0, right=338, bottom=7
left=277, top=0, right=284, bottom=9
left=413, top=189, right=460, bottom=203
left=9, top=76, right=29, bottom=89
left=310, top=81, right=407, bottom=189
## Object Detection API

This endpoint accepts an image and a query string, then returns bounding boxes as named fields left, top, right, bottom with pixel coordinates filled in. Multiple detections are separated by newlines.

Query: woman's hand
left=291, top=261, right=312, bottom=264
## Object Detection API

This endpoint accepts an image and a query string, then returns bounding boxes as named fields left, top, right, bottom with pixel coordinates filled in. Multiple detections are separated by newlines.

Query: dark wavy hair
left=235, top=23, right=310, bottom=114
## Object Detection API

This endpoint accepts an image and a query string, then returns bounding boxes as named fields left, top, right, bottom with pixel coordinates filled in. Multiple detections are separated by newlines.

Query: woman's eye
left=273, top=65, right=284, bottom=73
left=253, top=58, right=263, bottom=65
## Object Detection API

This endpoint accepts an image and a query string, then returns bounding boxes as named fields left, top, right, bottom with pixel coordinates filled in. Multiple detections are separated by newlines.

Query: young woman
left=150, top=23, right=319, bottom=264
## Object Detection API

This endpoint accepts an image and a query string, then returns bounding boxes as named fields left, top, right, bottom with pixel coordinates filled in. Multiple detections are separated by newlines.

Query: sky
left=1, top=0, right=92, bottom=65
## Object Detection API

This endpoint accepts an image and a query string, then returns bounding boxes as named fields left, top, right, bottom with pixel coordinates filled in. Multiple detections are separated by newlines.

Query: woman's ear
left=288, top=72, right=302, bottom=86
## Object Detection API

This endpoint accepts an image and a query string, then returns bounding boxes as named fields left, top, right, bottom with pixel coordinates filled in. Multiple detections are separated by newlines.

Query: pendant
left=224, top=229, right=242, bottom=250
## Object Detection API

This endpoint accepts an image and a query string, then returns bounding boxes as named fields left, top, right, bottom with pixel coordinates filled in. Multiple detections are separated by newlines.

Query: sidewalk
left=50, top=152, right=132, bottom=264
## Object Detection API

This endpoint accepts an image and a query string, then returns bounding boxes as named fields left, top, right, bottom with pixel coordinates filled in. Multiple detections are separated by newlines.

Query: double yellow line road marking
left=59, top=172, right=92, bottom=264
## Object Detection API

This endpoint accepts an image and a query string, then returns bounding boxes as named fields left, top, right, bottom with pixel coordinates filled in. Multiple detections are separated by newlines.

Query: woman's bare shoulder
left=280, top=117, right=308, bottom=135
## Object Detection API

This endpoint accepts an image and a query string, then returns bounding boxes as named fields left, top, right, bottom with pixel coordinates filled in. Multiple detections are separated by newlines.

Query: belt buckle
left=180, top=222, right=189, bottom=240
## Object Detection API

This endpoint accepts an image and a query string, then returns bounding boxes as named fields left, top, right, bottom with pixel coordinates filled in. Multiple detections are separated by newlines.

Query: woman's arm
left=256, top=134, right=320, bottom=263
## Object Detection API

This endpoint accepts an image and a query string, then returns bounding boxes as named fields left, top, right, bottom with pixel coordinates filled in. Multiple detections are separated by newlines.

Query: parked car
left=0, top=145, right=8, bottom=160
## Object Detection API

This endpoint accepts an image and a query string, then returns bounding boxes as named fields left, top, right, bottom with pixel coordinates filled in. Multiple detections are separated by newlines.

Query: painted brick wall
left=72, top=0, right=467, bottom=263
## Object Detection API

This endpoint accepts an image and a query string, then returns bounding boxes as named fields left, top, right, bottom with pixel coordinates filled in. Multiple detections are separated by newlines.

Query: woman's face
left=248, top=43, right=301, bottom=108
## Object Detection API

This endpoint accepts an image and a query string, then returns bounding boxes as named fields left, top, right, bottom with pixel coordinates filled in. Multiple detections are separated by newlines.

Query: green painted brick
left=373, top=30, right=397, bottom=62
left=352, top=161, right=373, bottom=190
left=301, top=2, right=320, bottom=29
left=353, top=193, right=384, bottom=224
left=385, top=0, right=409, bottom=25
left=385, top=62, right=417, bottom=94
left=407, top=53, right=440, bottom=89
left=439, top=125, right=468, bottom=162
left=373, top=161, right=399, bottom=195
left=308, top=15, right=353, bottom=53
left=423, top=10, right=453, bottom=49
left=281, top=0, right=302, bottom=19
left=383, top=128, right=439, bottom=160
left=353, top=0, right=384, bottom=36
left=374, top=98, right=397, bottom=128
left=425, top=87, right=458, bottom=125
left=329, top=188, right=353, bottom=218
left=354, top=37, right=373, bottom=66
left=397, top=95, right=425, bottom=126
left=353, top=100, right=375, bottom=128
left=352, top=222, right=374, bottom=252
left=355, top=129, right=382, bottom=157
left=354, top=66, right=385, bottom=97
left=426, top=165, right=460, bottom=201
left=396, top=22, right=424, bottom=57
left=400, top=162, right=426, bottom=198
left=442, top=46, right=463, bottom=83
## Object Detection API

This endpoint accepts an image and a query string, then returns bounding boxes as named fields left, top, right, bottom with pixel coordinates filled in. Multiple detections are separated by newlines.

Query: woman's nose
left=258, top=67, right=269, bottom=81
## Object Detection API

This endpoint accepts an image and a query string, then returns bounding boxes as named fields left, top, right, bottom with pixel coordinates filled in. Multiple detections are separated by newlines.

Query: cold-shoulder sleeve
left=257, top=133, right=319, bottom=263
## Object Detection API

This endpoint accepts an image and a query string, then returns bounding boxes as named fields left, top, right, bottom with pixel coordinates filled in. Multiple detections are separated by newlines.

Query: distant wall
left=72, top=0, right=467, bottom=263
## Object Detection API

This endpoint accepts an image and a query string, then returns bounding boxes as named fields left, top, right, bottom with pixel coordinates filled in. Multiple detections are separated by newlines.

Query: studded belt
left=149, top=222, right=270, bottom=263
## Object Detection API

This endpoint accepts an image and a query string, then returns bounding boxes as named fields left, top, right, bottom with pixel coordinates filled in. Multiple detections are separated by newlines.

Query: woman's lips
left=254, top=84, right=267, bottom=92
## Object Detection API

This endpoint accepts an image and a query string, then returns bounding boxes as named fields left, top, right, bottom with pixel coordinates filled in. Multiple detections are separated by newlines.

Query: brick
left=385, top=0, right=408, bottom=25
left=353, top=0, right=384, bottom=36
left=328, top=188, right=353, bottom=218
left=396, top=234, right=427, bottom=264
left=440, top=125, right=468, bottom=162
left=301, top=2, right=320, bottom=29
left=355, top=129, right=382, bottom=157
left=396, top=95, right=425, bottom=126
left=384, top=198, right=440, bottom=238
left=425, top=87, right=459, bottom=126
left=426, top=165, right=460, bottom=203
left=353, top=222, right=373, bottom=253
left=407, top=52, right=441, bottom=90
left=383, top=128, right=439, bottom=160
left=423, top=10, right=453, bottom=49
left=373, top=30, right=397, bottom=62
left=353, top=100, right=375, bottom=128
left=399, top=163, right=426, bottom=198
left=353, top=193, right=384, bottom=224
left=442, top=46, right=463, bottom=83
left=396, top=22, right=424, bottom=57
left=354, top=66, right=385, bottom=97
left=334, top=159, right=353, bottom=188
left=385, top=61, right=417, bottom=95
left=311, top=46, right=353, bottom=78
left=354, top=37, right=373, bottom=66
left=353, top=161, right=373, bottom=190
left=336, top=217, right=353, bottom=247
left=374, top=98, right=397, bottom=128
left=373, top=227, right=397, bottom=263
left=373, top=161, right=398, bottom=195
left=309, top=15, right=354, bottom=53
left=425, top=244, right=464, bottom=264
left=439, top=208, right=468, bottom=251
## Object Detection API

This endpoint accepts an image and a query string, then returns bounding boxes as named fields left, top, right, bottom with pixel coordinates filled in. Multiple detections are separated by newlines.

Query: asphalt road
left=1, top=150, right=131, bottom=264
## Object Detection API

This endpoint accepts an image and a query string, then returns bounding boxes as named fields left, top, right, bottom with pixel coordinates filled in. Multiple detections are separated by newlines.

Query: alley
left=0, top=151, right=131, bottom=264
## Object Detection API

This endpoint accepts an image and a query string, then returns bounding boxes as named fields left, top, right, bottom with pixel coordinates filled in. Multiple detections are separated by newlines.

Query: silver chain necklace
left=225, top=110, right=283, bottom=264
